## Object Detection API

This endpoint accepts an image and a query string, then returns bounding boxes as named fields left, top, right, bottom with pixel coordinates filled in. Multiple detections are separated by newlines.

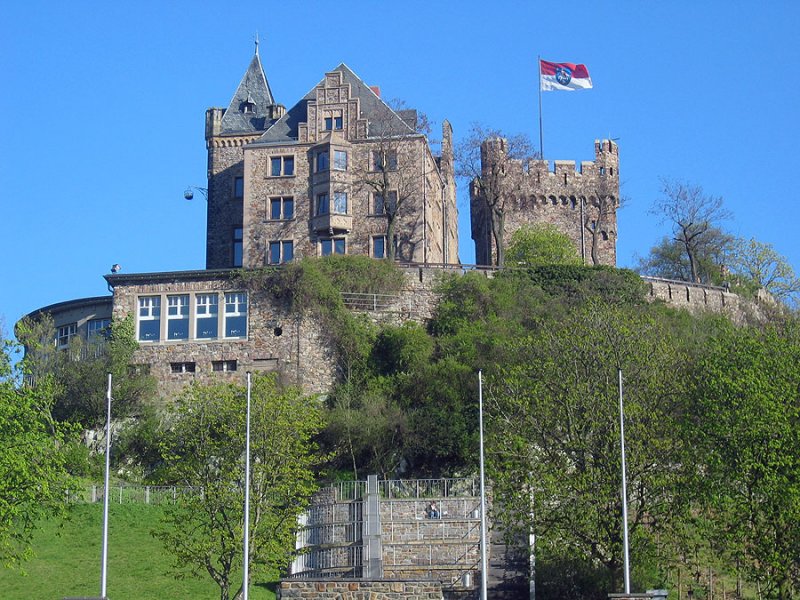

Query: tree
left=487, top=301, right=687, bottom=595
left=0, top=337, right=71, bottom=567
left=648, top=180, right=732, bottom=283
left=350, top=98, right=431, bottom=261
left=506, top=224, right=581, bottom=267
left=729, top=237, right=800, bottom=303
left=154, top=374, right=323, bottom=600
left=583, top=179, right=620, bottom=266
left=15, top=315, right=156, bottom=427
left=456, top=124, right=537, bottom=267
left=685, top=321, right=800, bottom=599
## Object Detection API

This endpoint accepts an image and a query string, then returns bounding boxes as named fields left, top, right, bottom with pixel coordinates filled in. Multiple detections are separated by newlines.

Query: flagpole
left=478, top=370, right=488, bottom=600
left=537, top=56, right=544, bottom=156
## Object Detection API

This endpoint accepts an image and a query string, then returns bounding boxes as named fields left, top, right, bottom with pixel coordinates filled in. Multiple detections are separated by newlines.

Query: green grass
left=0, top=503, right=277, bottom=600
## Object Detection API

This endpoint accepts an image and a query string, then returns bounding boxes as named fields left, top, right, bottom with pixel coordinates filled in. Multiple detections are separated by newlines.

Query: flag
left=540, top=59, right=593, bottom=91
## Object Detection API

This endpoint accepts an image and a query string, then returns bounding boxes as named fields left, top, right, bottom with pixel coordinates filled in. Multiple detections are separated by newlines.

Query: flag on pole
left=540, top=59, right=593, bottom=91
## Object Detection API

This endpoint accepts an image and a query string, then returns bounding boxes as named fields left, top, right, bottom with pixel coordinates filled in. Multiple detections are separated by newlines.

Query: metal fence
left=379, top=478, right=480, bottom=499
left=68, top=484, right=200, bottom=505
left=340, top=292, right=399, bottom=311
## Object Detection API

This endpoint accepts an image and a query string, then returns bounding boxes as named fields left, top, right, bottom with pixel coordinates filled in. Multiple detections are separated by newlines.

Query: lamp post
left=618, top=368, right=631, bottom=595
left=100, top=373, right=112, bottom=599
left=242, top=372, right=252, bottom=600
left=478, top=370, right=488, bottom=600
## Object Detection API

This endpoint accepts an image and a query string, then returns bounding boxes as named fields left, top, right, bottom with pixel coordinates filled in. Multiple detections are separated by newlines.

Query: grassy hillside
left=0, top=503, right=277, bottom=600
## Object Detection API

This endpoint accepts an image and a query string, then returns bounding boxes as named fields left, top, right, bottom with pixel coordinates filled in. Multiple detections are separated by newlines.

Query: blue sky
left=2, top=0, right=798, bottom=336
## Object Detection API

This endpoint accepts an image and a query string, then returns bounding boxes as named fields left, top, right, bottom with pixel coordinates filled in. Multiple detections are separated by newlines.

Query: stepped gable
left=219, top=50, right=276, bottom=134
left=254, top=63, right=415, bottom=146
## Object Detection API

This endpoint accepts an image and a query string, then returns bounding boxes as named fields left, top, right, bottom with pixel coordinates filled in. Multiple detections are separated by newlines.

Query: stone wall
left=471, top=139, right=619, bottom=267
left=278, top=579, right=444, bottom=600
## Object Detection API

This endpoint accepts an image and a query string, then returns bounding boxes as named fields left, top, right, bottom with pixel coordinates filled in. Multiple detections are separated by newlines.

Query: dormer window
left=241, top=93, right=256, bottom=114
left=324, top=111, right=343, bottom=131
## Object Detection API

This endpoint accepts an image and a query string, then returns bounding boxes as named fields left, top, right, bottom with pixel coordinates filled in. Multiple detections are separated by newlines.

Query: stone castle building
left=470, top=137, right=619, bottom=266
left=205, top=50, right=458, bottom=270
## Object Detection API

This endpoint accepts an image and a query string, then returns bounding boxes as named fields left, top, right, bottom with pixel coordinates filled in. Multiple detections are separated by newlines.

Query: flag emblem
left=540, top=59, right=593, bottom=91
left=555, top=66, right=572, bottom=86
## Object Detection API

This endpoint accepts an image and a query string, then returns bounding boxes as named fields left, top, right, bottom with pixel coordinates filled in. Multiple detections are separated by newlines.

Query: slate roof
left=252, top=63, right=415, bottom=146
left=219, top=52, right=276, bottom=135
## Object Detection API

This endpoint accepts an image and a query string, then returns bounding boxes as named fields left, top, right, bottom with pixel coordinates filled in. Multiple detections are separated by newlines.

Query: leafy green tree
left=0, top=337, right=72, bottom=567
left=728, top=237, right=800, bottom=303
left=487, top=301, right=687, bottom=595
left=154, top=374, right=322, bottom=600
left=506, top=224, right=581, bottom=267
left=636, top=235, right=731, bottom=285
left=16, top=315, right=156, bottom=427
left=685, top=321, right=800, bottom=599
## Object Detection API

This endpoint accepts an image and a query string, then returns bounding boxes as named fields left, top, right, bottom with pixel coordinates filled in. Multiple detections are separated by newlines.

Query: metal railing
left=68, top=484, right=200, bottom=505
left=379, top=478, right=480, bottom=499
left=340, top=292, right=399, bottom=311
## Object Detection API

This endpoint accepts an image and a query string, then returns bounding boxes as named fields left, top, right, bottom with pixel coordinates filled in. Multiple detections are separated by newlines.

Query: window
left=316, top=150, right=329, bottom=172
left=316, top=193, right=329, bottom=215
left=372, top=235, right=386, bottom=259
left=268, top=240, right=294, bottom=264
left=224, top=292, right=248, bottom=338
left=87, top=318, right=111, bottom=340
left=234, top=176, right=244, bottom=199
left=212, top=360, right=238, bottom=372
left=233, top=227, right=243, bottom=267
left=320, top=238, right=346, bottom=256
left=333, top=150, right=348, bottom=171
left=269, top=196, right=294, bottom=220
left=333, top=191, right=348, bottom=214
left=170, top=362, right=196, bottom=374
left=138, top=296, right=161, bottom=341
left=167, top=295, right=190, bottom=340
left=373, top=191, right=397, bottom=215
left=195, top=294, right=218, bottom=339
left=56, top=323, right=77, bottom=348
left=324, top=111, right=343, bottom=130
left=270, top=156, right=295, bottom=177
left=371, top=149, right=398, bottom=171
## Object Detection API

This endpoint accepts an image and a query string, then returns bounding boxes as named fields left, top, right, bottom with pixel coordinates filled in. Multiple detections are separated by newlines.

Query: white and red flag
left=540, top=60, right=593, bottom=91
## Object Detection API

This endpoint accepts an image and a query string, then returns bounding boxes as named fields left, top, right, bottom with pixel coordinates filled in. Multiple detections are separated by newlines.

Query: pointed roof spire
left=219, top=45, right=276, bottom=135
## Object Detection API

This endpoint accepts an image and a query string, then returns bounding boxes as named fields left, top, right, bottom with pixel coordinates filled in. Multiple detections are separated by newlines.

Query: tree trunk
left=386, top=214, right=396, bottom=261
left=492, top=207, right=505, bottom=267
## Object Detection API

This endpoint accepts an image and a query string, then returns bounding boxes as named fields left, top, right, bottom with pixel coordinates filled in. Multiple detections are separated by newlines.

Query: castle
left=20, top=49, right=631, bottom=395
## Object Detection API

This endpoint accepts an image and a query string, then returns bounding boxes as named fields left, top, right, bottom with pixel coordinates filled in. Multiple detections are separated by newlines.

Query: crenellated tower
left=470, top=139, right=619, bottom=266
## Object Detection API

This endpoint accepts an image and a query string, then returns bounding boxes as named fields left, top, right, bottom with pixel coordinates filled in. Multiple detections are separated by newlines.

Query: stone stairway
left=487, top=524, right=529, bottom=599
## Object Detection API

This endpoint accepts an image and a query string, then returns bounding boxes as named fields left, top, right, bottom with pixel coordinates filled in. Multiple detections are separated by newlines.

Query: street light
left=183, top=186, right=208, bottom=201
left=100, top=373, right=113, bottom=599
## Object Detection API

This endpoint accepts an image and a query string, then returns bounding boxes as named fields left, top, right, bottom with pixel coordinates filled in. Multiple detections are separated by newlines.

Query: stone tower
left=205, top=49, right=285, bottom=269
left=470, top=139, right=619, bottom=266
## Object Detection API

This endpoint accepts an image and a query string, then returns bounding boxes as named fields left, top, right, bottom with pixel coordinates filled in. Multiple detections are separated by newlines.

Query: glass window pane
left=321, top=239, right=332, bottom=256
left=271, top=157, right=281, bottom=176
left=374, top=237, right=385, bottom=258
left=334, top=116, right=343, bottom=130
left=317, top=151, right=328, bottom=172
left=234, top=177, right=244, bottom=198
left=334, top=150, right=347, bottom=171
left=284, top=156, right=294, bottom=176
left=284, top=198, right=294, bottom=219
left=333, top=192, right=347, bottom=214
left=269, top=241, right=281, bottom=264
left=139, top=320, right=160, bottom=342
left=324, top=117, right=332, bottom=130
left=283, top=241, right=294, bottom=262
left=270, top=198, right=281, bottom=219
left=317, top=194, right=329, bottom=215
left=334, top=239, right=345, bottom=254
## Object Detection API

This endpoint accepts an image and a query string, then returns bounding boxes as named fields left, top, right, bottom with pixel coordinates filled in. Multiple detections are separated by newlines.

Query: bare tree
left=350, top=99, right=433, bottom=262
left=650, top=179, right=732, bottom=283
left=456, top=124, right=537, bottom=267
left=583, top=179, right=620, bottom=266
